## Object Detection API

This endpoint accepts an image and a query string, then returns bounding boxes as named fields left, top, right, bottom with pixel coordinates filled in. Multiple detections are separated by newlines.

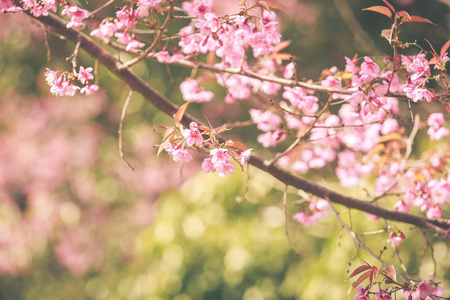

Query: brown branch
left=29, top=12, right=450, bottom=235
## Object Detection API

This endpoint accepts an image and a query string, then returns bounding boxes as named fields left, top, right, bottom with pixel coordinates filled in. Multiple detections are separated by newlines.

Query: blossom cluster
left=163, top=122, right=252, bottom=178
left=44, top=67, right=98, bottom=97
left=354, top=280, right=438, bottom=300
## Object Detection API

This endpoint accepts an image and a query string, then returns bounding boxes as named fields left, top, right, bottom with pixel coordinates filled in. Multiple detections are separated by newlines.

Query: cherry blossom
left=182, top=122, right=204, bottom=146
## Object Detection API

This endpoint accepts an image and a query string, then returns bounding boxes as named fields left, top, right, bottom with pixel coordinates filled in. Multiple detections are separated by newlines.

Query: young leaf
left=429, top=57, right=438, bottom=65
left=378, top=132, right=402, bottom=143
left=380, top=264, right=397, bottom=284
left=347, top=270, right=371, bottom=296
left=397, top=10, right=410, bottom=18
left=363, top=6, right=393, bottom=19
left=196, top=125, right=211, bottom=133
left=157, top=135, right=176, bottom=157
left=366, top=143, right=385, bottom=163
left=401, top=15, right=436, bottom=25
left=215, top=127, right=230, bottom=134
left=382, top=0, right=396, bottom=13
left=163, top=126, right=176, bottom=141
left=262, top=0, right=288, bottom=15
left=273, top=40, right=292, bottom=53
left=225, top=140, right=248, bottom=151
left=352, top=271, right=371, bottom=289
left=381, top=28, right=393, bottom=44
left=174, top=101, right=190, bottom=129
left=440, top=40, right=450, bottom=57
left=255, top=0, right=270, bottom=11
left=372, top=266, right=380, bottom=281
left=347, top=264, right=372, bottom=280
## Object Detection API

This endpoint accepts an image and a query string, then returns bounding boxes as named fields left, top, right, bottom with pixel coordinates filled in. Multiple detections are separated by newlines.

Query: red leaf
left=363, top=6, right=393, bottom=19
left=382, top=0, right=396, bottom=13
left=225, top=140, right=248, bottom=151
left=157, top=135, right=176, bottom=156
left=258, top=0, right=288, bottom=14
left=215, top=127, right=230, bottom=134
left=352, top=271, right=371, bottom=288
left=381, top=28, right=393, bottom=43
left=274, top=40, right=292, bottom=53
left=348, top=265, right=372, bottom=280
left=163, top=126, right=176, bottom=141
left=398, top=10, right=410, bottom=18
left=174, top=101, right=190, bottom=129
left=196, top=125, right=211, bottom=132
left=401, top=15, right=435, bottom=25
left=372, top=266, right=380, bottom=280
left=429, top=57, right=438, bottom=65
left=441, top=40, right=450, bottom=57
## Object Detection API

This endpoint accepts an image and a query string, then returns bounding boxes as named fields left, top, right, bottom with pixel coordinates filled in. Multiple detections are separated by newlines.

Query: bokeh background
left=0, top=0, right=449, bottom=299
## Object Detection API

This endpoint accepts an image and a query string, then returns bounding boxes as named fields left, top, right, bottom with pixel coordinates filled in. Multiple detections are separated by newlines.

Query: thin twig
left=371, top=114, right=421, bottom=202
left=265, top=96, right=332, bottom=166
left=90, top=0, right=117, bottom=17
left=119, top=90, right=135, bottom=170
left=118, top=1, right=175, bottom=70
left=43, top=25, right=51, bottom=62
left=283, top=185, right=300, bottom=257
left=325, top=197, right=412, bottom=285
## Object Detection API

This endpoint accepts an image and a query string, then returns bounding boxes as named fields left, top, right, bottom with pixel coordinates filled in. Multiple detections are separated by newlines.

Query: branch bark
left=28, top=12, right=449, bottom=234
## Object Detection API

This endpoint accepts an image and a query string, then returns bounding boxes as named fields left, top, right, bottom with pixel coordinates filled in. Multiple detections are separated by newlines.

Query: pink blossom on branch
left=416, top=281, right=434, bottom=299
left=61, top=4, right=89, bottom=29
left=182, top=122, right=204, bottom=146
left=180, top=78, right=214, bottom=103
left=77, top=66, right=94, bottom=84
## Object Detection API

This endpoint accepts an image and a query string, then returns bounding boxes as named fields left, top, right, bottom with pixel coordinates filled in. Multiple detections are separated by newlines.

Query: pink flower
left=360, top=56, right=380, bottom=82
left=354, top=286, right=371, bottom=300
left=80, top=83, right=99, bottom=95
left=44, top=68, right=59, bottom=84
left=257, top=130, right=286, bottom=148
left=171, top=147, right=193, bottom=162
left=292, top=211, right=317, bottom=226
left=417, top=281, right=434, bottom=299
left=180, top=78, right=214, bottom=103
left=381, top=118, right=399, bottom=135
left=214, top=161, right=235, bottom=177
left=201, top=158, right=216, bottom=173
left=403, top=87, right=433, bottom=103
left=426, top=205, right=442, bottom=219
left=249, top=109, right=282, bottom=132
left=284, top=62, right=295, bottom=79
left=210, top=148, right=231, bottom=164
left=90, top=22, right=117, bottom=39
left=30, top=4, right=48, bottom=17
left=182, top=122, right=203, bottom=146
left=394, top=200, right=412, bottom=213
left=126, top=38, right=145, bottom=51
left=61, top=5, right=90, bottom=29
left=77, top=66, right=94, bottom=84
left=192, top=0, right=211, bottom=19
left=49, top=75, right=80, bottom=97
left=427, top=113, right=449, bottom=141
left=387, top=231, right=404, bottom=247
left=239, top=149, right=252, bottom=165
left=373, top=289, right=392, bottom=300
left=407, top=54, right=430, bottom=81
left=115, top=31, right=132, bottom=45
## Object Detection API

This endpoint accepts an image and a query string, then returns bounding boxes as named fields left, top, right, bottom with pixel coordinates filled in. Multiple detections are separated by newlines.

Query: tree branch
left=29, top=12, right=449, bottom=234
